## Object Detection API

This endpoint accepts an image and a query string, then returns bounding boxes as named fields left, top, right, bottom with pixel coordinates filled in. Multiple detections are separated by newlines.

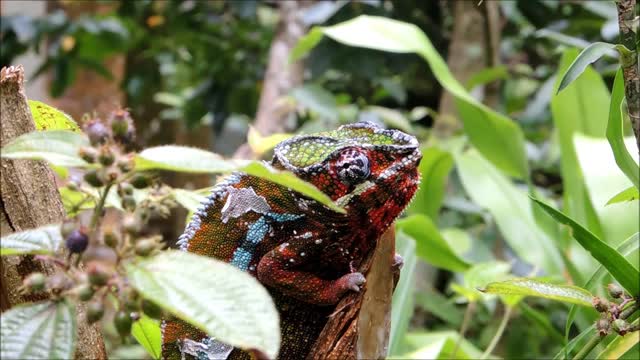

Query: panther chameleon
left=161, top=121, right=422, bottom=359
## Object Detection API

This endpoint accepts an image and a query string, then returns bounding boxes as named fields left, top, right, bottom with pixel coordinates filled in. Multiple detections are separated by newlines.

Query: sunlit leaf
left=607, top=186, right=639, bottom=205
left=481, top=278, right=593, bottom=307
left=172, top=188, right=208, bottom=213
left=398, top=331, right=485, bottom=359
left=1, top=130, right=90, bottom=167
left=247, top=126, right=292, bottom=156
left=406, top=147, right=453, bottom=220
left=557, top=42, right=617, bottom=93
left=597, top=326, right=640, bottom=360
left=0, top=224, right=62, bottom=255
left=132, top=315, right=161, bottom=360
left=29, top=100, right=80, bottom=132
left=126, top=251, right=280, bottom=358
left=396, top=215, right=470, bottom=272
left=389, top=231, right=417, bottom=356
left=532, top=198, right=639, bottom=295
left=0, top=300, right=76, bottom=359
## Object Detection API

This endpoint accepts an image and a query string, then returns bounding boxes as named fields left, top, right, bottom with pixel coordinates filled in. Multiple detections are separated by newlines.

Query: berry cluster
left=593, top=283, right=639, bottom=337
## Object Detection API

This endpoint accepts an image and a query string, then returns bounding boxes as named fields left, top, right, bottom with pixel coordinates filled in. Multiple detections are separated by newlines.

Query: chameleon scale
left=162, top=122, right=422, bottom=360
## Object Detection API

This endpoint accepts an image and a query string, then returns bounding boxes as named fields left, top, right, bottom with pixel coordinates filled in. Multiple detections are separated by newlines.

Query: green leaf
left=132, top=315, right=161, bottom=360
left=396, top=215, right=470, bottom=272
left=389, top=231, right=417, bottom=356
left=247, top=127, right=292, bottom=156
left=597, top=325, right=640, bottom=360
left=557, top=42, right=617, bottom=93
left=0, top=130, right=89, bottom=167
left=465, top=65, right=509, bottom=91
left=172, top=188, right=208, bottom=213
left=0, top=224, right=62, bottom=255
left=290, top=84, right=338, bottom=121
left=456, top=149, right=564, bottom=274
left=126, top=251, right=280, bottom=359
left=481, top=278, right=594, bottom=307
left=451, top=261, right=513, bottom=303
left=290, top=27, right=324, bottom=62
left=0, top=300, right=76, bottom=359
left=551, top=48, right=608, bottom=240
left=607, top=186, right=639, bottom=205
left=406, top=147, right=453, bottom=220
left=297, top=15, right=528, bottom=178
left=532, top=197, right=640, bottom=295
left=136, top=146, right=345, bottom=213
left=607, top=69, right=640, bottom=188
left=399, top=331, right=486, bottom=359
left=28, top=100, right=80, bottom=132
left=553, top=324, right=596, bottom=360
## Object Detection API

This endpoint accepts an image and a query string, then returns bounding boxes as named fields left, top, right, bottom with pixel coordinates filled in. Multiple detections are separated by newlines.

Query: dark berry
left=87, top=262, right=111, bottom=287
left=114, top=310, right=133, bottom=337
left=612, top=319, right=629, bottom=335
left=109, top=109, right=130, bottom=138
left=117, top=158, right=134, bottom=172
left=85, top=120, right=110, bottom=145
left=77, top=284, right=95, bottom=301
left=86, top=301, right=105, bottom=324
left=84, top=170, right=104, bottom=187
left=592, top=297, right=610, bottom=313
left=607, top=283, right=624, bottom=299
left=103, top=229, right=119, bottom=248
left=131, top=174, right=151, bottom=189
left=141, top=299, right=163, bottom=319
left=596, top=318, right=610, bottom=337
left=121, top=195, right=136, bottom=211
left=135, top=238, right=155, bottom=257
left=98, top=146, right=115, bottom=166
left=118, top=182, right=134, bottom=197
left=66, top=229, right=89, bottom=253
left=78, top=147, right=98, bottom=163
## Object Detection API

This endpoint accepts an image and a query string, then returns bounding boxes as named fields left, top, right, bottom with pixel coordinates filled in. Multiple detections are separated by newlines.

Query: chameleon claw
left=343, top=272, right=366, bottom=292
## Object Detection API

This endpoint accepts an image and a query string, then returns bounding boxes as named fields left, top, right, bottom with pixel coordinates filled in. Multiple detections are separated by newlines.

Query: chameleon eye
left=335, top=150, right=370, bottom=185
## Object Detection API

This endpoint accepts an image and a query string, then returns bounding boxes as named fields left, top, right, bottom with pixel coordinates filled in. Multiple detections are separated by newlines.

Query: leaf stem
left=90, top=183, right=113, bottom=236
left=481, top=305, right=513, bottom=359
left=572, top=332, right=602, bottom=360
left=452, top=301, right=475, bottom=358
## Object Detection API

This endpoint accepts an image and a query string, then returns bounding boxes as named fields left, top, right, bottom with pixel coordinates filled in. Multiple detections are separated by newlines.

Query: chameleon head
left=273, top=121, right=422, bottom=229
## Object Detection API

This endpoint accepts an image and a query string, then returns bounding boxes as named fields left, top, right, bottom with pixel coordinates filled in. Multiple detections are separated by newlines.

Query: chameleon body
left=162, top=122, right=421, bottom=360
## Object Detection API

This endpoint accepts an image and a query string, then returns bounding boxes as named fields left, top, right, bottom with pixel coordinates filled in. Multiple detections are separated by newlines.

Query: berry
left=117, top=156, right=134, bottom=172
left=77, top=284, right=95, bottom=301
left=141, top=299, right=163, bottom=319
left=114, top=310, right=133, bottom=337
left=23, top=273, right=46, bottom=292
left=109, top=109, right=130, bottom=138
left=86, top=301, right=104, bottom=324
left=596, top=318, right=610, bottom=337
left=118, top=182, right=134, bottom=197
left=123, top=214, right=141, bottom=235
left=121, top=195, right=136, bottom=211
left=123, top=288, right=140, bottom=312
left=65, top=229, right=89, bottom=254
left=87, top=262, right=111, bottom=287
left=98, top=146, right=115, bottom=166
left=84, top=120, right=110, bottom=145
left=131, top=174, right=151, bottom=189
left=135, top=238, right=156, bottom=257
left=612, top=319, right=629, bottom=335
left=84, top=170, right=104, bottom=187
left=103, top=229, right=119, bottom=249
left=592, top=297, right=610, bottom=313
left=607, top=283, right=624, bottom=299
left=78, top=147, right=98, bottom=163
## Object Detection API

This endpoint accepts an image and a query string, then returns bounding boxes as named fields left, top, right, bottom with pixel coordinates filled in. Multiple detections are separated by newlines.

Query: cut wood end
left=0, top=65, right=25, bottom=85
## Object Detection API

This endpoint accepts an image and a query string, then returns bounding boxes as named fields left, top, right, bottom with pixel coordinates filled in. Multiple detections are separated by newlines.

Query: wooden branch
left=307, top=227, right=395, bottom=359
left=616, top=0, right=640, bottom=152
left=0, top=65, right=106, bottom=360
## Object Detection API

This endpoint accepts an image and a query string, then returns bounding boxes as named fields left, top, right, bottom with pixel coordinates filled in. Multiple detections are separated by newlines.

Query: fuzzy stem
left=481, top=305, right=513, bottom=359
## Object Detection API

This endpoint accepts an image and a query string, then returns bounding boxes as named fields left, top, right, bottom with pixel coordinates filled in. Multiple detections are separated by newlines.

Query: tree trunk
left=0, top=65, right=106, bottom=360
left=616, top=0, right=640, bottom=152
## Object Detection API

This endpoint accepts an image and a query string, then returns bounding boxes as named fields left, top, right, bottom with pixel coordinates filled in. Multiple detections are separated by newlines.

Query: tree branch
left=616, top=0, right=640, bottom=152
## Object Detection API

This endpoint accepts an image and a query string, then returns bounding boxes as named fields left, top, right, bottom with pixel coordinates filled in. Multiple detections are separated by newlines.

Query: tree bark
left=616, top=0, right=640, bottom=152
left=0, top=65, right=106, bottom=360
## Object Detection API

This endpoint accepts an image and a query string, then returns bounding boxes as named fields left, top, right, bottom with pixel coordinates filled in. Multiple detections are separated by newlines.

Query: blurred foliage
left=1, top=0, right=639, bottom=359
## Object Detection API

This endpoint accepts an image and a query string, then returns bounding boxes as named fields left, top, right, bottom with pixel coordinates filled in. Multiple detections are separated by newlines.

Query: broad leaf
left=481, top=278, right=593, bottom=307
left=132, top=315, right=161, bottom=360
left=247, top=127, right=292, bottom=156
left=597, top=326, right=640, bottom=360
left=607, top=186, right=639, bottom=205
left=389, top=231, right=417, bottom=356
left=400, top=331, right=485, bottom=360
left=290, top=84, right=338, bottom=121
left=29, top=100, right=80, bottom=132
left=456, top=150, right=564, bottom=274
left=607, top=69, right=639, bottom=188
left=0, top=130, right=90, bottom=167
left=136, top=146, right=345, bottom=213
left=532, top=198, right=640, bottom=295
left=406, top=147, right=453, bottom=220
left=452, top=261, right=512, bottom=303
left=396, top=215, right=470, bottom=272
left=0, top=224, right=62, bottom=255
left=0, top=300, right=76, bottom=359
left=172, top=188, right=208, bottom=213
left=294, top=15, right=528, bottom=178
left=126, top=251, right=280, bottom=359
left=557, top=42, right=617, bottom=93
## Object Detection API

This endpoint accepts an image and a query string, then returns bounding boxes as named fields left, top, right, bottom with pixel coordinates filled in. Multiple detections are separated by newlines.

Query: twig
left=453, top=301, right=476, bottom=358
left=481, top=305, right=513, bottom=359
left=616, top=0, right=640, bottom=152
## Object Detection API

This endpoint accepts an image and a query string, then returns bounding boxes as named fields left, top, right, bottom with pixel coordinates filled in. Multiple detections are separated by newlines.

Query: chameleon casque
left=162, top=121, right=422, bottom=360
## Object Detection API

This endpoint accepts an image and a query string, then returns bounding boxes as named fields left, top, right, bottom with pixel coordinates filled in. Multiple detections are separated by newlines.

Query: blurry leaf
left=389, top=231, right=417, bottom=356
left=290, top=27, right=324, bottom=62
left=297, top=15, right=528, bottom=178
left=50, top=58, right=74, bottom=97
left=127, top=251, right=280, bottom=359
left=137, top=147, right=345, bottom=213
left=172, top=188, right=207, bottom=213
left=300, top=0, right=349, bottom=25
left=481, top=278, right=593, bottom=307
left=365, top=106, right=413, bottom=133
left=557, top=42, right=617, bottom=93
left=532, top=197, right=640, bottom=294
left=0, top=224, right=62, bottom=255
left=415, top=289, right=463, bottom=327
left=1, top=130, right=90, bottom=167
left=607, top=69, right=639, bottom=188
left=535, top=29, right=592, bottom=49
left=606, top=186, right=639, bottom=205
left=452, top=261, right=512, bottom=303
left=456, top=150, right=564, bottom=274
left=597, top=328, right=640, bottom=360
left=465, top=66, right=509, bottom=90
left=519, top=303, right=566, bottom=344
left=247, top=126, right=292, bottom=156
left=574, top=134, right=639, bottom=244
left=0, top=300, right=76, bottom=359
left=551, top=48, right=608, bottom=240
left=132, top=315, right=161, bottom=360
left=59, top=186, right=96, bottom=217
left=291, top=84, right=338, bottom=121
left=440, top=228, right=471, bottom=257
left=553, top=324, right=596, bottom=360
left=565, top=232, right=639, bottom=339
left=406, top=147, right=453, bottom=219
left=396, top=215, right=470, bottom=272
left=28, top=100, right=79, bottom=132
left=399, top=331, right=486, bottom=359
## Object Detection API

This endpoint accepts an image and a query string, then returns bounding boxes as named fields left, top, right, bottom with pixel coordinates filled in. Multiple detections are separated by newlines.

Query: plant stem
left=90, top=183, right=113, bottom=232
left=452, top=301, right=476, bottom=358
left=620, top=301, right=638, bottom=319
left=572, top=333, right=603, bottom=360
left=481, top=305, right=513, bottom=359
